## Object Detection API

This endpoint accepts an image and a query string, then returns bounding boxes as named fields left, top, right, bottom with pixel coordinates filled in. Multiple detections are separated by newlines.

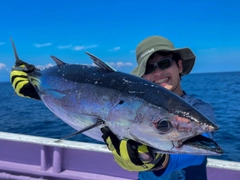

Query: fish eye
left=118, top=100, right=124, bottom=104
left=157, top=119, right=172, bottom=133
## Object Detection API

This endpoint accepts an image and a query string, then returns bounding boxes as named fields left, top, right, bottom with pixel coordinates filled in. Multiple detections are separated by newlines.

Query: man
left=11, top=36, right=215, bottom=180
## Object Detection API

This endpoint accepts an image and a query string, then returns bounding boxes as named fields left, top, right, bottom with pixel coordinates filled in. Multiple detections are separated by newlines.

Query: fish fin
left=10, top=38, right=35, bottom=72
left=85, top=51, right=116, bottom=72
left=55, top=119, right=104, bottom=142
left=50, top=55, right=66, bottom=67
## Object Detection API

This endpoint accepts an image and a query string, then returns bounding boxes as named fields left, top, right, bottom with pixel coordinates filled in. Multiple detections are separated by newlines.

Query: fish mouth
left=180, top=135, right=224, bottom=155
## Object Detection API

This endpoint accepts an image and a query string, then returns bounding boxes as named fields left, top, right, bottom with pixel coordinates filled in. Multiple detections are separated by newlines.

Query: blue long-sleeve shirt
left=138, top=94, right=216, bottom=180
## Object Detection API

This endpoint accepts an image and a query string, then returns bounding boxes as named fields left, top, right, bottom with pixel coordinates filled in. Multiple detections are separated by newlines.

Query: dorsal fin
left=50, top=55, right=66, bottom=67
left=85, top=51, right=116, bottom=72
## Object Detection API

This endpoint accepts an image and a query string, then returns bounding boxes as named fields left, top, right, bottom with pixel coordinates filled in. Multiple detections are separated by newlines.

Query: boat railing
left=0, top=131, right=239, bottom=180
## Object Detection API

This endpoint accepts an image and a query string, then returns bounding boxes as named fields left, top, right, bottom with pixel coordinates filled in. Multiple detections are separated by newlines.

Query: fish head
left=128, top=104, right=223, bottom=155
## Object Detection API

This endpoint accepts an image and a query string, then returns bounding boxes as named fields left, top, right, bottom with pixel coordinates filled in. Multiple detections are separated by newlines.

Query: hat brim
left=131, top=47, right=196, bottom=77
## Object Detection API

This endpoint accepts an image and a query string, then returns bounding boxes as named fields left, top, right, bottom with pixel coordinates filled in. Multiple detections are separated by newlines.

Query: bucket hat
left=132, top=36, right=196, bottom=76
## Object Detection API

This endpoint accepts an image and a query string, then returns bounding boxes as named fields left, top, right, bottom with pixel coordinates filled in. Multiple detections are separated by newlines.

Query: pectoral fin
left=55, top=119, right=104, bottom=142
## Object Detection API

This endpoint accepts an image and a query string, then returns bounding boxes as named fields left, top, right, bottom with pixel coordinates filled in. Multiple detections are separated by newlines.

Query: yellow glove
left=101, top=127, right=169, bottom=172
left=10, top=65, right=40, bottom=100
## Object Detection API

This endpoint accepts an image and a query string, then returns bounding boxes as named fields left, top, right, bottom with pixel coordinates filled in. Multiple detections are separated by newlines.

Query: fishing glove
left=101, top=127, right=169, bottom=172
left=10, top=65, right=40, bottom=100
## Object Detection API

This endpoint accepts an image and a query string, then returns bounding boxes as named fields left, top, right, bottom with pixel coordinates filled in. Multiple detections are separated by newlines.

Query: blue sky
left=0, top=0, right=240, bottom=82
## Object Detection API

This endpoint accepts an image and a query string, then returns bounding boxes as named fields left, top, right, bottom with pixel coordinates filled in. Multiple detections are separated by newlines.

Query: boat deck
left=0, top=132, right=239, bottom=180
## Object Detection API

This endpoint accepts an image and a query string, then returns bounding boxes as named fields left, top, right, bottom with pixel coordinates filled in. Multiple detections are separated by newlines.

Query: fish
left=11, top=40, right=223, bottom=155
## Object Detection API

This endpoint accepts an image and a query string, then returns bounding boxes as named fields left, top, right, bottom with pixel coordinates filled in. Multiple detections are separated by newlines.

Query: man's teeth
left=156, top=78, right=168, bottom=84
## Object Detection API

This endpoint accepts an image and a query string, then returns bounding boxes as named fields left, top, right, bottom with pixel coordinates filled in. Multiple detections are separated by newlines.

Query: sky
left=0, top=0, right=240, bottom=82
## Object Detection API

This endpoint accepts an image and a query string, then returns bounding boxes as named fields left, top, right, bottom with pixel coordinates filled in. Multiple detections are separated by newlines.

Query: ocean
left=0, top=71, right=240, bottom=162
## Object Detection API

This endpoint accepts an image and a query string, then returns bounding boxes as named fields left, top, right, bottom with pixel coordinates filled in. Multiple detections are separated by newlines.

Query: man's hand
left=101, top=127, right=169, bottom=172
left=10, top=65, right=40, bottom=100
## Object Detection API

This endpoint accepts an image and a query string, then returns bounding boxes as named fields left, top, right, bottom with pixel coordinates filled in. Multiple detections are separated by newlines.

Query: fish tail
left=10, top=37, right=35, bottom=72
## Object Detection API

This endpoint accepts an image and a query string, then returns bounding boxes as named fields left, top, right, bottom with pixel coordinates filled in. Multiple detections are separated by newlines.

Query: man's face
left=142, top=53, right=183, bottom=92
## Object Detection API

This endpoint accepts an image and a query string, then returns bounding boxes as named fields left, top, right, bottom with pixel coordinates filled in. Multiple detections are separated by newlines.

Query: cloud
left=109, top=47, right=120, bottom=52
left=0, top=63, right=9, bottom=72
left=34, top=43, right=52, bottom=48
left=108, top=62, right=133, bottom=68
left=0, top=42, right=5, bottom=45
left=57, top=44, right=72, bottom=49
left=90, top=61, right=133, bottom=69
left=0, top=63, right=7, bottom=69
left=130, top=50, right=135, bottom=53
left=36, top=63, right=54, bottom=70
left=73, top=45, right=97, bottom=51
left=57, top=44, right=97, bottom=51
left=198, top=48, right=218, bottom=53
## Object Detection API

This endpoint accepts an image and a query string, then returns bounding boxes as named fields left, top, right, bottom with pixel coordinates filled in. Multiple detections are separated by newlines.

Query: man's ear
left=178, top=60, right=183, bottom=73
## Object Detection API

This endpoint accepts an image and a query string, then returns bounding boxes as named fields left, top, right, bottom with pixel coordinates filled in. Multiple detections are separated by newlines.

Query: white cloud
left=57, top=44, right=72, bottom=49
left=109, top=47, right=120, bottom=52
left=34, top=43, right=52, bottom=48
left=0, top=63, right=6, bottom=69
left=0, top=63, right=9, bottom=72
left=0, top=42, right=5, bottom=45
left=73, top=45, right=97, bottom=51
left=198, top=48, right=217, bottom=52
left=36, top=63, right=54, bottom=70
left=73, top=46, right=84, bottom=51
left=90, top=61, right=133, bottom=69
left=108, top=62, right=133, bottom=68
